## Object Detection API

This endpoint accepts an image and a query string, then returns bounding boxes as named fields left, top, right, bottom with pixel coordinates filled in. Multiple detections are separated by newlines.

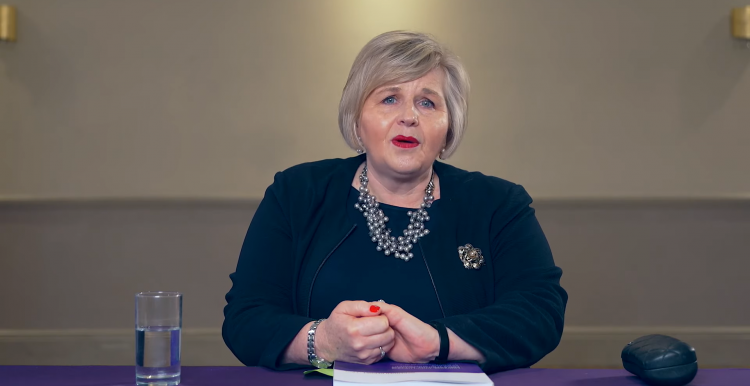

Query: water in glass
left=136, top=326, right=181, bottom=385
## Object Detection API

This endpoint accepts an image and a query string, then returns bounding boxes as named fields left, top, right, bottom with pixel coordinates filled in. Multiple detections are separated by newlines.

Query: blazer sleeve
left=438, top=184, right=568, bottom=373
left=222, top=173, right=314, bottom=369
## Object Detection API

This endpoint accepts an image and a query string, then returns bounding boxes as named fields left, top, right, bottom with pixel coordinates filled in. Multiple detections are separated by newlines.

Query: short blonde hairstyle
left=339, top=31, right=470, bottom=159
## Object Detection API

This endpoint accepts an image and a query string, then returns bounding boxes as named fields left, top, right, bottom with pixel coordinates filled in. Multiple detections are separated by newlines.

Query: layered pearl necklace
left=354, top=163, right=435, bottom=262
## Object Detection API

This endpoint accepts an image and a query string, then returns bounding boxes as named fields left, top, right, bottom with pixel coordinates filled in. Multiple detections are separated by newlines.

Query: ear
left=445, top=126, right=453, bottom=144
left=354, top=124, right=366, bottom=154
left=439, top=137, right=448, bottom=160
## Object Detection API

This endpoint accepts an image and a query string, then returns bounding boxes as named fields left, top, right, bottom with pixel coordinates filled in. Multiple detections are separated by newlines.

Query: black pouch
left=621, top=334, right=698, bottom=386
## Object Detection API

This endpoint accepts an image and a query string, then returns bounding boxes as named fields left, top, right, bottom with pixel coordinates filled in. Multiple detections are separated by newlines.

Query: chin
left=385, top=155, right=429, bottom=176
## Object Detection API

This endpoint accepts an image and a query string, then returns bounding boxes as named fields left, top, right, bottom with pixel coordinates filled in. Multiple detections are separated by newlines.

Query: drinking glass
left=135, top=291, right=182, bottom=386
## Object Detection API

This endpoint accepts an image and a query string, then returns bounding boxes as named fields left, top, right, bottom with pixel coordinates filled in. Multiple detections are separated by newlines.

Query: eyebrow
left=378, top=86, right=402, bottom=94
left=376, top=86, right=444, bottom=98
left=421, top=88, right=442, bottom=98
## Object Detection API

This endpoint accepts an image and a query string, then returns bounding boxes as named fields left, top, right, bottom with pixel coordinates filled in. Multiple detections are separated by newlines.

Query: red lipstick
left=392, top=135, right=420, bottom=149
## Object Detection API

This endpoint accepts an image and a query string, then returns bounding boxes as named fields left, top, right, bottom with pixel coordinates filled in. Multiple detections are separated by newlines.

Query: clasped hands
left=314, top=300, right=441, bottom=365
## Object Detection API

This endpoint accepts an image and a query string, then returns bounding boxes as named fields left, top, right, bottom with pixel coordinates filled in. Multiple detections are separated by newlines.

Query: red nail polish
left=370, top=305, right=380, bottom=313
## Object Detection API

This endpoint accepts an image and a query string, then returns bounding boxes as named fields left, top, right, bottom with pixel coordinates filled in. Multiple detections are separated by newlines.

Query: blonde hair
left=338, top=31, right=470, bottom=159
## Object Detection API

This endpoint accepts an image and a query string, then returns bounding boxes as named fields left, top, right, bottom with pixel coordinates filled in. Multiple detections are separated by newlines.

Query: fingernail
left=370, top=305, right=380, bottom=313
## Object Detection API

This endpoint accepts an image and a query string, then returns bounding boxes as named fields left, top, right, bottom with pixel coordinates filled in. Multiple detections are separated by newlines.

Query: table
left=0, top=366, right=748, bottom=385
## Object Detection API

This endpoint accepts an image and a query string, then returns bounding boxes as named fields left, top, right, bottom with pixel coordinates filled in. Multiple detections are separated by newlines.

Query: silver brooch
left=458, top=244, right=485, bottom=270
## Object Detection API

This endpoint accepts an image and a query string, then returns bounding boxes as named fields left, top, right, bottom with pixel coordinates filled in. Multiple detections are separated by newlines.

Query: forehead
left=373, top=68, right=446, bottom=94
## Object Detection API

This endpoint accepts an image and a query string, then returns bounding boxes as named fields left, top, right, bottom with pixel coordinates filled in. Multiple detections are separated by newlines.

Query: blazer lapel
left=295, top=155, right=365, bottom=316
left=421, top=161, right=494, bottom=317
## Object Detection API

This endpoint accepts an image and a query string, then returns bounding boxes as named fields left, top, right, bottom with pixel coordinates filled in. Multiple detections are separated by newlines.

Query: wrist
left=427, top=325, right=441, bottom=361
left=428, top=321, right=450, bottom=363
left=282, top=321, right=314, bottom=365
left=313, top=319, right=335, bottom=363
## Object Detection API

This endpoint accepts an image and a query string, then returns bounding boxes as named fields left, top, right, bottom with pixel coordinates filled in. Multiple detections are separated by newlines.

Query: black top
left=309, top=186, right=444, bottom=322
left=223, top=154, right=567, bottom=373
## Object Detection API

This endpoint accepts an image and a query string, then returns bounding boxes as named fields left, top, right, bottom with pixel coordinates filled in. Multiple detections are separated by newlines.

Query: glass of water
left=135, top=291, right=182, bottom=386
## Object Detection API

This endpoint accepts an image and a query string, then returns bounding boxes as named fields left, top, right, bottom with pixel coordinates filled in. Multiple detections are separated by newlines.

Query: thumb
left=336, top=300, right=383, bottom=317
left=376, top=303, right=406, bottom=326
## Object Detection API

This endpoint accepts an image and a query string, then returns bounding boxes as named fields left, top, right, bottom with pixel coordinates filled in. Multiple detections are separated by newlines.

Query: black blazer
left=223, top=154, right=567, bottom=373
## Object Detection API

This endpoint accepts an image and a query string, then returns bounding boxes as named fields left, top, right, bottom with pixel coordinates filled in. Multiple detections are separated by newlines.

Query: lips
left=392, top=135, right=420, bottom=149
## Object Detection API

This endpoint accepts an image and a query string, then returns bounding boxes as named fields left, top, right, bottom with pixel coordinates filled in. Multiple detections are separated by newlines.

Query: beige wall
left=1, top=0, right=750, bottom=369
left=2, top=200, right=750, bottom=367
left=1, top=0, right=749, bottom=200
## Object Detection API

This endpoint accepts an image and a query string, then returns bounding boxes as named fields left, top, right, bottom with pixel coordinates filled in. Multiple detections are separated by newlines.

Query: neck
left=353, top=161, right=440, bottom=209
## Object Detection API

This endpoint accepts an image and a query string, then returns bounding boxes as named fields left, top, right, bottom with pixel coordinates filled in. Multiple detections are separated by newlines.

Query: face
left=358, top=68, right=449, bottom=178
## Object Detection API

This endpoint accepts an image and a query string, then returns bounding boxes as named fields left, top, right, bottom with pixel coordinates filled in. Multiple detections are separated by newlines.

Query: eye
left=382, top=96, right=397, bottom=105
left=419, top=99, right=435, bottom=108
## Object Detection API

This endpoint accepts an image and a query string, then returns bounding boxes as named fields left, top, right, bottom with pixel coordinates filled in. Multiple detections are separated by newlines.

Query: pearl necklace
left=354, top=163, right=435, bottom=262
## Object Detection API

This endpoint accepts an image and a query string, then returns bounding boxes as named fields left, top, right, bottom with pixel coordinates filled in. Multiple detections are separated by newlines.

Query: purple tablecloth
left=0, top=366, right=748, bottom=386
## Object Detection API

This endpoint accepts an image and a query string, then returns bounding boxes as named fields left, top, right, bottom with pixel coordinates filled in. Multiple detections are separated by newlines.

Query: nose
left=398, top=105, right=419, bottom=127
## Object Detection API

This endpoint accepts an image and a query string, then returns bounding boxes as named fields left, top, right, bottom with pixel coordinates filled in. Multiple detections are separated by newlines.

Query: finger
left=356, top=347, right=387, bottom=365
left=351, top=315, right=390, bottom=336
left=337, top=300, right=383, bottom=317
left=381, top=339, right=396, bottom=353
left=346, top=315, right=389, bottom=338
left=377, top=303, right=407, bottom=325
left=355, top=327, right=395, bottom=350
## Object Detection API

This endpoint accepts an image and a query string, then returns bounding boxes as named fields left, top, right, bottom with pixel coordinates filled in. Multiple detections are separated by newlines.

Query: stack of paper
left=333, top=361, right=493, bottom=386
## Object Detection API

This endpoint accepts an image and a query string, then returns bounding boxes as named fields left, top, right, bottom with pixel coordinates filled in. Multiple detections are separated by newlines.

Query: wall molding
left=4, top=326, right=748, bottom=337
left=0, top=328, right=241, bottom=366
left=0, top=328, right=219, bottom=338
left=539, top=326, right=750, bottom=368
left=3, top=195, right=750, bottom=206
left=2, top=327, right=749, bottom=367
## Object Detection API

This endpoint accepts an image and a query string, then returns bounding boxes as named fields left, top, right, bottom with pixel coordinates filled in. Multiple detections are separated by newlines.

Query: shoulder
left=437, top=164, right=541, bottom=249
left=278, top=157, right=353, bottom=179
left=436, top=161, right=531, bottom=206
left=436, top=162, right=535, bottom=233
left=265, top=155, right=362, bottom=200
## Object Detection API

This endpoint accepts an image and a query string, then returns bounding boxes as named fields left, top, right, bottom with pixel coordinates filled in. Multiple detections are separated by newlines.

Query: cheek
left=360, top=110, right=393, bottom=140
left=428, top=115, right=450, bottom=147
left=436, top=115, right=448, bottom=131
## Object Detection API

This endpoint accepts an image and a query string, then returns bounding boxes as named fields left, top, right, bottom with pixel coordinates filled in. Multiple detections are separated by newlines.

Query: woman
left=223, top=31, right=567, bottom=373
